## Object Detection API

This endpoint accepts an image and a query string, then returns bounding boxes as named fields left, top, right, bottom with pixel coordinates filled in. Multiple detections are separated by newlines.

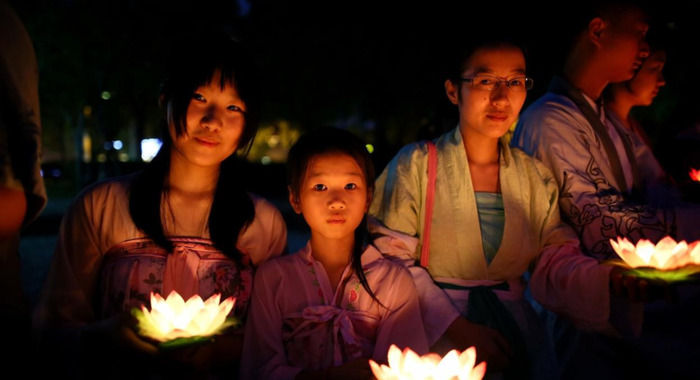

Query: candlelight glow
left=610, top=236, right=700, bottom=270
left=369, top=344, right=486, bottom=380
left=608, top=237, right=700, bottom=282
left=690, top=168, right=700, bottom=182
left=132, top=291, right=237, bottom=344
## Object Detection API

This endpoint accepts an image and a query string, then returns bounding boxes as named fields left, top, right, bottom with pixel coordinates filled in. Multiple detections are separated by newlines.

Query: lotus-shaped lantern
left=132, top=291, right=239, bottom=349
left=689, top=168, right=700, bottom=182
left=369, top=344, right=486, bottom=380
left=608, top=236, right=700, bottom=282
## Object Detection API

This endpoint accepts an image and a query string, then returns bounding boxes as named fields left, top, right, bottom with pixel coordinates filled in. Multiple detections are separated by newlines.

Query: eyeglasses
left=460, top=74, right=534, bottom=92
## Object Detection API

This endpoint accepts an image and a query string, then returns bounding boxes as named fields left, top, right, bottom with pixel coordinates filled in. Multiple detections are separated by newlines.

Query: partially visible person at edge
left=604, top=33, right=681, bottom=199
left=604, top=22, right=700, bottom=380
left=511, top=1, right=699, bottom=261
left=368, top=34, right=650, bottom=380
left=605, top=46, right=666, bottom=150
left=32, top=30, right=287, bottom=379
left=0, top=0, right=48, bottom=373
left=511, top=2, right=699, bottom=379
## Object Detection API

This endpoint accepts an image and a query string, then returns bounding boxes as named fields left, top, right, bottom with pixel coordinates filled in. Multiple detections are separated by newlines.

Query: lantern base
left=158, top=335, right=215, bottom=351
left=603, top=260, right=700, bottom=283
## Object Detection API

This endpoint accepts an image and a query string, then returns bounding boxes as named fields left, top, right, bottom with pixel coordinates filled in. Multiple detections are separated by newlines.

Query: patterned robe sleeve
left=526, top=158, right=617, bottom=330
left=513, top=99, right=676, bottom=260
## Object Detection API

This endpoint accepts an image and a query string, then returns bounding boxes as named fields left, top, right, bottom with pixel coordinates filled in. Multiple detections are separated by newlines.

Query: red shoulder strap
left=420, top=141, right=437, bottom=268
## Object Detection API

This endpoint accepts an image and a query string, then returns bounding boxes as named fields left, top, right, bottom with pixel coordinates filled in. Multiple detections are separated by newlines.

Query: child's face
left=170, top=69, right=247, bottom=168
left=291, top=151, right=370, bottom=241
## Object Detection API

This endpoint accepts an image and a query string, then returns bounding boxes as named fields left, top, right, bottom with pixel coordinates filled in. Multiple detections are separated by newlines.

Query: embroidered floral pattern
left=558, top=143, right=675, bottom=260
left=307, top=260, right=325, bottom=305
left=100, top=237, right=254, bottom=320
left=347, top=282, right=361, bottom=311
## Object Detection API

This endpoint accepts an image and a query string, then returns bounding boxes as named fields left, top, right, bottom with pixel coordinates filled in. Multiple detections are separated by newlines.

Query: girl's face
left=446, top=46, right=528, bottom=142
left=628, top=50, right=666, bottom=106
left=290, top=151, right=370, bottom=241
left=170, top=69, right=246, bottom=168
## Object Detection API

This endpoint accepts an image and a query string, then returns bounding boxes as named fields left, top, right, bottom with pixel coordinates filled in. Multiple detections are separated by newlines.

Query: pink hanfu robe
left=99, top=237, right=255, bottom=319
left=240, top=242, right=429, bottom=380
left=32, top=174, right=287, bottom=379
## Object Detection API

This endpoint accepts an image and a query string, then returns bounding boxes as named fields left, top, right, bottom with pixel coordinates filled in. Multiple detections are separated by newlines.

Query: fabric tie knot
left=301, top=305, right=361, bottom=365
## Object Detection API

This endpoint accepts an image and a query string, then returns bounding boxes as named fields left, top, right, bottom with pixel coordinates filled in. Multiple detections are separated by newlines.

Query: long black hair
left=286, top=126, right=384, bottom=306
left=129, top=30, right=260, bottom=260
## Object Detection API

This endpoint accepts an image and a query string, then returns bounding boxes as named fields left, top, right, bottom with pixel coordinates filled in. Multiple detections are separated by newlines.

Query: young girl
left=240, top=127, right=428, bottom=380
left=32, top=31, right=287, bottom=379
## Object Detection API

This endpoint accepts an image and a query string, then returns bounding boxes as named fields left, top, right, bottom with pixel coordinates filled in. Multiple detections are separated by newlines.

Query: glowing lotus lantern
left=608, top=236, right=700, bottom=282
left=369, top=344, right=486, bottom=380
left=689, top=168, right=700, bottom=182
left=132, top=291, right=239, bottom=349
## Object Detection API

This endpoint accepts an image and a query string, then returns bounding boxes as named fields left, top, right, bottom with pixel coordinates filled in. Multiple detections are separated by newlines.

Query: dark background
left=11, top=0, right=700, bottom=193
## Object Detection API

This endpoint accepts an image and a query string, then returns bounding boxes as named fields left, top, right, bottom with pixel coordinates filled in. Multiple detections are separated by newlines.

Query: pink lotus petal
left=371, top=344, right=485, bottom=380
left=610, top=237, right=646, bottom=267
left=470, top=362, right=488, bottom=380
left=610, top=236, right=699, bottom=269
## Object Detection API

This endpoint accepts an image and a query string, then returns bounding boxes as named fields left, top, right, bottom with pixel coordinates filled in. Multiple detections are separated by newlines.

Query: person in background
left=604, top=37, right=679, bottom=199
left=511, top=2, right=700, bottom=378
left=0, top=0, right=48, bottom=372
left=511, top=0, right=699, bottom=260
left=32, top=30, right=287, bottom=379
left=241, top=127, right=428, bottom=380
left=605, top=48, right=666, bottom=149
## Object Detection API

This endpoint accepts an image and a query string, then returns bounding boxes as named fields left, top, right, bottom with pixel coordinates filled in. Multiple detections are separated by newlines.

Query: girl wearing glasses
left=369, top=36, right=621, bottom=379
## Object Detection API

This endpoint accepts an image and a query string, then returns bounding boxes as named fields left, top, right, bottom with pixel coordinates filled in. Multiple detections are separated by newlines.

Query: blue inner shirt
left=474, top=192, right=505, bottom=265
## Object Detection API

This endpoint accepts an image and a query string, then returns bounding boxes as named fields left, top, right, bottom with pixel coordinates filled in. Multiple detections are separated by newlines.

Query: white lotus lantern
left=690, top=168, right=700, bottom=182
left=132, top=291, right=238, bottom=349
left=609, top=236, right=700, bottom=282
left=369, top=344, right=486, bottom=380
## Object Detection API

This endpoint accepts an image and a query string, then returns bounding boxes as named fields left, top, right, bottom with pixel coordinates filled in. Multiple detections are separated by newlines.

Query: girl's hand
left=441, top=317, right=512, bottom=373
left=82, top=311, right=158, bottom=357
left=161, top=332, right=243, bottom=371
left=609, top=266, right=678, bottom=303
